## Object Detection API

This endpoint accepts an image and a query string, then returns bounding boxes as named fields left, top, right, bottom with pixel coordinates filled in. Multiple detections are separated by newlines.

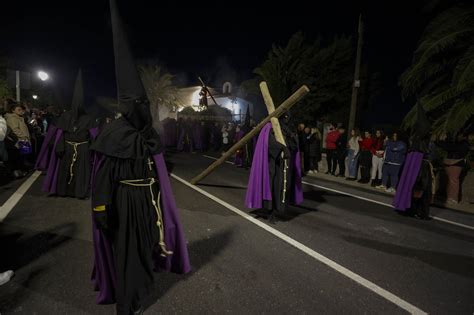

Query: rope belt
left=119, top=177, right=173, bottom=257
left=281, top=152, right=289, bottom=204
left=66, top=141, right=88, bottom=184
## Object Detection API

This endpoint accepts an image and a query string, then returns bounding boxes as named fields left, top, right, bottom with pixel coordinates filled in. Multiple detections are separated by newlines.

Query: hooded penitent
left=40, top=69, right=98, bottom=197
left=56, top=69, right=95, bottom=132
left=36, top=69, right=92, bottom=171
left=393, top=103, right=432, bottom=211
left=245, top=121, right=303, bottom=214
left=409, top=102, right=431, bottom=153
left=89, top=0, right=190, bottom=309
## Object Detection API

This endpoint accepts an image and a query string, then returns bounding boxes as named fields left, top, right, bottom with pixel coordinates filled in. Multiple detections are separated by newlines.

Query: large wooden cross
left=190, top=83, right=309, bottom=185
left=259, top=82, right=287, bottom=147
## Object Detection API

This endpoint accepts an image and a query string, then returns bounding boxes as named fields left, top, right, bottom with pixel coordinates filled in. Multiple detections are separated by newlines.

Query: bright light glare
left=32, top=95, right=38, bottom=100
left=38, top=71, right=49, bottom=81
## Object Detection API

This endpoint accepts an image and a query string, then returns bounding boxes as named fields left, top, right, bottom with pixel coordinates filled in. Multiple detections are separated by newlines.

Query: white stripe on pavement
left=302, top=181, right=393, bottom=207
left=201, top=153, right=474, bottom=231
left=302, top=181, right=474, bottom=231
left=430, top=216, right=474, bottom=230
left=0, top=171, right=41, bottom=222
left=171, top=173, right=427, bottom=315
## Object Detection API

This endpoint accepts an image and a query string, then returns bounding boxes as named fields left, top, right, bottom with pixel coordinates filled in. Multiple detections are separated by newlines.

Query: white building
left=171, top=82, right=254, bottom=122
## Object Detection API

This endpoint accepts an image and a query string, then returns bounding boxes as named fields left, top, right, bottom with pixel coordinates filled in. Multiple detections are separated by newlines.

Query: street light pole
left=348, top=14, right=364, bottom=133
left=15, top=70, right=20, bottom=102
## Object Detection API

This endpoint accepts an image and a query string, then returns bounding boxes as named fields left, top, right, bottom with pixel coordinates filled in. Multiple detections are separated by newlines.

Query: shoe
left=325, top=171, right=330, bottom=175
left=446, top=198, right=458, bottom=204
left=385, top=187, right=395, bottom=193
left=13, top=170, right=24, bottom=179
left=268, top=212, right=277, bottom=224
left=414, top=214, right=431, bottom=220
left=370, top=180, right=376, bottom=187
left=133, top=305, right=144, bottom=315
left=376, top=185, right=386, bottom=190
left=337, top=174, right=345, bottom=177
left=0, top=270, right=14, bottom=286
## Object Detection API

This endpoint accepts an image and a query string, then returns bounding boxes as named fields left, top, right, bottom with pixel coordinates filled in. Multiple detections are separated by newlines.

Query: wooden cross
left=190, top=83, right=309, bottom=185
left=259, top=82, right=286, bottom=147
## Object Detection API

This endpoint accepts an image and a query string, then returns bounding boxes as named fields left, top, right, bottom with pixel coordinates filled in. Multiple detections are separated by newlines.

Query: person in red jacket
left=358, top=131, right=374, bottom=183
left=370, top=130, right=385, bottom=187
left=325, top=125, right=340, bottom=175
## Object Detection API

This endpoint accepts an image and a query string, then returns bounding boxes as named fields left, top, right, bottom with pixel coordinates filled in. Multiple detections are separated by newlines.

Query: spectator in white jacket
left=0, top=110, right=8, bottom=163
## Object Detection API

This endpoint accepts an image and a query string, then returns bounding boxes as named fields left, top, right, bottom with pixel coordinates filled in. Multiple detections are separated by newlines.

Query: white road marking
left=302, top=181, right=474, bottom=231
left=171, top=173, right=427, bottom=314
left=302, top=181, right=393, bottom=207
left=0, top=171, right=41, bottom=222
left=201, top=154, right=474, bottom=231
left=430, top=216, right=474, bottom=230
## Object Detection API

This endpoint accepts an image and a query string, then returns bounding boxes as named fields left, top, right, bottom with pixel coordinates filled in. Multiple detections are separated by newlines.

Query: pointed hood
left=409, top=103, right=431, bottom=152
left=243, top=104, right=251, bottom=132
left=71, top=69, right=85, bottom=119
left=55, top=69, right=94, bottom=132
left=90, top=0, right=161, bottom=158
left=110, top=0, right=151, bottom=132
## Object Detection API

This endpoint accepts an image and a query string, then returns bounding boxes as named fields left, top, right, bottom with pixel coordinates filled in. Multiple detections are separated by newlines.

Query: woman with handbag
left=4, top=101, right=31, bottom=178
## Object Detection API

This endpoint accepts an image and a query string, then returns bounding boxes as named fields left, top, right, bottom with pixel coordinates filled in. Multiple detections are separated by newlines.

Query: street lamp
left=32, top=95, right=38, bottom=100
left=37, top=71, right=49, bottom=81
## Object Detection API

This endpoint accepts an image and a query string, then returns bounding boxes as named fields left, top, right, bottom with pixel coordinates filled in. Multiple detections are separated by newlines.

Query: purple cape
left=35, top=125, right=58, bottom=171
left=393, top=151, right=423, bottom=211
left=245, top=123, right=303, bottom=208
left=41, top=127, right=99, bottom=194
left=91, top=152, right=191, bottom=304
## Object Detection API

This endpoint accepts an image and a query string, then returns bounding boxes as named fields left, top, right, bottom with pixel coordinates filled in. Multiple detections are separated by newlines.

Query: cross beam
left=189, top=83, right=309, bottom=185
left=260, top=82, right=286, bottom=147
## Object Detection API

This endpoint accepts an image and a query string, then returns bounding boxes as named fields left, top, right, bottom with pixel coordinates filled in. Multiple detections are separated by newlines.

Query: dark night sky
left=1, top=0, right=432, bottom=125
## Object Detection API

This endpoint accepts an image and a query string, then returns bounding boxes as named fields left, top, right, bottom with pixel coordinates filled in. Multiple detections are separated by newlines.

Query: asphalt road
left=0, top=151, right=473, bottom=314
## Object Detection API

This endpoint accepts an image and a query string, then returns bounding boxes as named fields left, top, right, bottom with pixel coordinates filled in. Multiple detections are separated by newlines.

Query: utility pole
left=15, top=70, right=20, bottom=102
left=348, top=14, right=364, bottom=133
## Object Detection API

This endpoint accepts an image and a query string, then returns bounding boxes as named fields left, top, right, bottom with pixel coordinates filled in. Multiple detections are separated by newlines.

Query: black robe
left=262, top=128, right=298, bottom=214
left=410, top=159, right=434, bottom=219
left=55, top=129, right=92, bottom=198
left=54, top=113, right=95, bottom=198
left=91, top=118, right=165, bottom=312
left=93, top=155, right=161, bottom=311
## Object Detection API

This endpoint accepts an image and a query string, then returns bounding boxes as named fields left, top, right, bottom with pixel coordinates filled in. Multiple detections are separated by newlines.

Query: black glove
left=94, top=211, right=108, bottom=231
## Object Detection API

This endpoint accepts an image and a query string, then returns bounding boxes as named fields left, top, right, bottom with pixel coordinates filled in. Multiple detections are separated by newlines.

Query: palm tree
left=400, top=4, right=474, bottom=136
left=139, top=64, right=179, bottom=123
left=254, top=32, right=353, bottom=124
left=254, top=32, right=310, bottom=106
